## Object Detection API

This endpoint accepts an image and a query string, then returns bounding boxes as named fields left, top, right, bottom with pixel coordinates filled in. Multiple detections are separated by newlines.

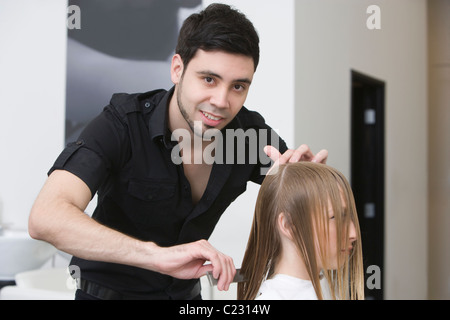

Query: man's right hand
left=147, top=239, right=236, bottom=291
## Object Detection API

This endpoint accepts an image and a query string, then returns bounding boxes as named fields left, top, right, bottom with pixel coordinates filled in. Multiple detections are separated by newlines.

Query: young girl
left=238, top=162, right=365, bottom=300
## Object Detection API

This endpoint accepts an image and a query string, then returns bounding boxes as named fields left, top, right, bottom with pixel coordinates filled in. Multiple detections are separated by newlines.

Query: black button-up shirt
left=49, top=87, right=288, bottom=299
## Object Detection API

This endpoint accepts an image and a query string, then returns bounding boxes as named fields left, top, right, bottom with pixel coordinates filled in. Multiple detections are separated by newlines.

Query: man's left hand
left=264, top=144, right=328, bottom=173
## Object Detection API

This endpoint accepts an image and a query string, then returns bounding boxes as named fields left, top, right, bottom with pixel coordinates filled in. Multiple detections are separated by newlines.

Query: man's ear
left=171, top=54, right=184, bottom=84
left=277, top=212, right=294, bottom=241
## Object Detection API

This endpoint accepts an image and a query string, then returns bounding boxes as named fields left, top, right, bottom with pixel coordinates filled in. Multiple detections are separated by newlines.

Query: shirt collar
left=147, top=86, right=176, bottom=149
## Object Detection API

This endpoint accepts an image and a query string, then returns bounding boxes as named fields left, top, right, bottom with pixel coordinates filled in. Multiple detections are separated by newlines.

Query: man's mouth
left=201, top=111, right=223, bottom=121
left=200, top=111, right=225, bottom=127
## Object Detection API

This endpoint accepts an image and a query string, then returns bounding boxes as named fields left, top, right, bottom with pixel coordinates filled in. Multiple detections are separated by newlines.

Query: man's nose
left=210, top=87, right=229, bottom=109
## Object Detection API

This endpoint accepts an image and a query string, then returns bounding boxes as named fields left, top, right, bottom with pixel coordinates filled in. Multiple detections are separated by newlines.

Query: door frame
left=350, top=70, right=385, bottom=300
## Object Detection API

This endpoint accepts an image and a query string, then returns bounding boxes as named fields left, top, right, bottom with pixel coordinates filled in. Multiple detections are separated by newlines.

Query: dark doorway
left=351, top=70, right=385, bottom=300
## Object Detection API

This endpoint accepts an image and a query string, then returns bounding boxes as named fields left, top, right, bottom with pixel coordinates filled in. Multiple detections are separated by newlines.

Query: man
left=29, top=4, right=327, bottom=300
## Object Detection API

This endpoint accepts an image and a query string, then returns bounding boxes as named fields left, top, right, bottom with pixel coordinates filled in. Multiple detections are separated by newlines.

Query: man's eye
left=204, top=77, right=214, bottom=84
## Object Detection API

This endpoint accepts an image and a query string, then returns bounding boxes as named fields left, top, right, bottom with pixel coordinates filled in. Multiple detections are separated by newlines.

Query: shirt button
left=76, top=140, right=83, bottom=145
left=144, top=102, right=151, bottom=108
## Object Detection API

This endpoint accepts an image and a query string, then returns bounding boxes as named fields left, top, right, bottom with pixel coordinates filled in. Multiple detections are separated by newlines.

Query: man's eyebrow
left=197, top=71, right=252, bottom=85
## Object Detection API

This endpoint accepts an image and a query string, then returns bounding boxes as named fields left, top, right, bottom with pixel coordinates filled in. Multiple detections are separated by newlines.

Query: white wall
left=295, top=0, right=428, bottom=299
left=0, top=0, right=68, bottom=229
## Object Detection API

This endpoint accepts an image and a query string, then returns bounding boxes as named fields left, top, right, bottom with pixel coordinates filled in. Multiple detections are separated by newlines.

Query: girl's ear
left=171, top=54, right=184, bottom=84
left=277, top=212, right=294, bottom=241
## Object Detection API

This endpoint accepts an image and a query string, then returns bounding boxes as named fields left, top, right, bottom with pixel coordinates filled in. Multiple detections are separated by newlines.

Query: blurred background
left=0, top=0, right=448, bottom=300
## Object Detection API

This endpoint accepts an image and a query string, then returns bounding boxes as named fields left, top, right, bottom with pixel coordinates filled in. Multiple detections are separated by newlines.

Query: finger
left=264, top=147, right=295, bottom=176
left=312, top=149, right=328, bottom=164
left=197, top=241, right=232, bottom=290
left=197, top=263, right=214, bottom=278
left=263, top=145, right=282, bottom=163
left=215, top=256, right=229, bottom=291
left=207, top=249, right=234, bottom=291
left=263, top=146, right=282, bottom=176
left=224, top=257, right=236, bottom=291
left=217, top=256, right=235, bottom=291
left=278, top=149, right=296, bottom=164
left=289, top=144, right=314, bottom=163
left=266, top=149, right=294, bottom=176
left=210, top=254, right=222, bottom=281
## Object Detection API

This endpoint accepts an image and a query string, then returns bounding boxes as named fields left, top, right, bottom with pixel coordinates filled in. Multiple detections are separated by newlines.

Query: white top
left=255, top=274, right=330, bottom=300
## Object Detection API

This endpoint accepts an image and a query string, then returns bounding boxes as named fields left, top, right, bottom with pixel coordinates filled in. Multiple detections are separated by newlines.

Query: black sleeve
left=48, top=106, right=129, bottom=198
left=234, top=108, right=288, bottom=185
left=250, top=124, right=289, bottom=185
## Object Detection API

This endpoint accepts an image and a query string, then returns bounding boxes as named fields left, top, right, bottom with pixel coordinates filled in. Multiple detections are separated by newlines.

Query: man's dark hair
left=176, top=3, right=260, bottom=71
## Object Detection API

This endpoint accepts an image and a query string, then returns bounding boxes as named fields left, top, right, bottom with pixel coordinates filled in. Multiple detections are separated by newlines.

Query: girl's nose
left=348, top=221, right=357, bottom=243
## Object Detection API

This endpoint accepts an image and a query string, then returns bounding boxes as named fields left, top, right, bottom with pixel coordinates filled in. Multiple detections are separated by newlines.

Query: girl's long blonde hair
left=237, top=162, right=364, bottom=300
